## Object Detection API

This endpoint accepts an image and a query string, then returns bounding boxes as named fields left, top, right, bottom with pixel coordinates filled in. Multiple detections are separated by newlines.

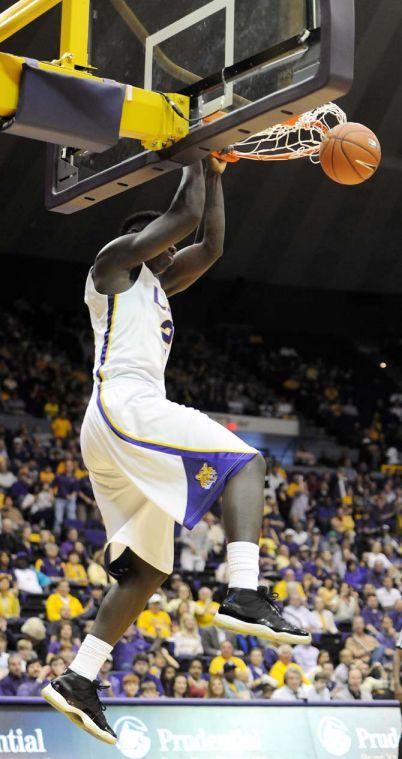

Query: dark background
left=0, top=0, right=401, bottom=334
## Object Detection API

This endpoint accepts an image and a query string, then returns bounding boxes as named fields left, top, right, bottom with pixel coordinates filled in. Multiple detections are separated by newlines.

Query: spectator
left=361, top=594, right=383, bottom=636
left=207, top=675, right=227, bottom=699
left=113, top=625, right=150, bottom=671
left=306, top=672, right=332, bottom=702
left=0, top=518, right=23, bottom=554
left=269, top=644, right=310, bottom=687
left=166, top=583, right=196, bottom=616
left=0, top=654, right=26, bottom=696
left=96, top=656, right=120, bottom=697
left=222, top=662, right=252, bottom=700
left=333, top=583, right=359, bottom=627
left=51, top=408, right=72, bottom=440
left=16, top=660, right=51, bottom=697
left=140, top=681, right=160, bottom=699
left=52, top=460, right=77, bottom=535
left=160, top=664, right=177, bottom=697
left=209, top=641, right=248, bottom=680
left=137, top=594, right=172, bottom=639
left=293, top=642, right=320, bottom=678
left=273, top=569, right=306, bottom=602
left=0, top=574, right=20, bottom=618
left=334, top=668, right=373, bottom=701
left=271, top=667, right=309, bottom=702
left=283, top=594, right=312, bottom=630
left=187, top=658, right=209, bottom=698
left=367, top=541, right=392, bottom=571
left=35, top=544, right=64, bottom=580
left=14, top=553, right=47, bottom=595
left=194, top=587, right=219, bottom=628
left=63, top=550, right=89, bottom=587
left=310, top=597, right=338, bottom=634
left=171, top=614, right=203, bottom=658
left=376, top=575, right=401, bottom=611
left=199, top=625, right=238, bottom=657
left=172, top=673, right=189, bottom=699
left=132, top=653, right=164, bottom=695
left=87, top=550, right=112, bottom=587
left=345, top=617, right=382, bottom=664
left=180, top=521, right=209, bottom=572
left=121, top=674, right=140, bottom=699
left=0, top=631, right=9, bottom=675
left=45, top=580, right=85, bottom=621
left=247, top=647, right=276, bottom=696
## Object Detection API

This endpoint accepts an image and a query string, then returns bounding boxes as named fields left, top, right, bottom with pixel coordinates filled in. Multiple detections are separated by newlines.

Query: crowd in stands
left=0, top=300, right=400, bottom=701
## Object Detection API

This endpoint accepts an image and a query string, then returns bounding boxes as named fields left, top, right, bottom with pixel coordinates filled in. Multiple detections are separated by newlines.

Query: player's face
left=148, top=245, right=177, bottom=275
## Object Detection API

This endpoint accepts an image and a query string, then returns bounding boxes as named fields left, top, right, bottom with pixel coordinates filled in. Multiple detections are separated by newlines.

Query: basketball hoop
left=213, top=102, right=347, bottom=163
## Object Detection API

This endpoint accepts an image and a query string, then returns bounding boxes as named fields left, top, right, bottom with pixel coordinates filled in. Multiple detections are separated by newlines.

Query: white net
left=227, top=102, right=347, bottom=162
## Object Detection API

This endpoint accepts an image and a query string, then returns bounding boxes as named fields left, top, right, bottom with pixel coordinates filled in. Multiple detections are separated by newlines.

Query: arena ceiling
left=0, top=0, right=401, bottom=294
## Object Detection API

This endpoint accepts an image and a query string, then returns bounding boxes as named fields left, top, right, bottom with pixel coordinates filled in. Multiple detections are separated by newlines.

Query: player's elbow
left=203, top=239, right=224, bottom=260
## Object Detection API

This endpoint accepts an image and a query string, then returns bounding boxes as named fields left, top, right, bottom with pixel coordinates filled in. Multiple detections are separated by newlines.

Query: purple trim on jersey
left=182, top=453, right=255, bottom=529
left=96, top=295, right=115, bottom=381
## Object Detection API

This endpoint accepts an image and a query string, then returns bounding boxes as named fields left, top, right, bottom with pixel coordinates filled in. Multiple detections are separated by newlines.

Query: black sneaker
left=214, top=586, right=312, bottom=645
left=42, top=669, right=117, bottom=745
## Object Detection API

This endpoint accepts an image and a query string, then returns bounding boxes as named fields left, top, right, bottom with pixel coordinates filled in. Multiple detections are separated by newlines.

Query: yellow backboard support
left=0, top=0, right=190, bottom=149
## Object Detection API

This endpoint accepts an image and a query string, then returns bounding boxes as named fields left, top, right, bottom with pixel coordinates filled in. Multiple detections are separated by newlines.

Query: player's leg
left=214, top=453, right=312, bottom=645
left=42, top=551, right=168, bottom=744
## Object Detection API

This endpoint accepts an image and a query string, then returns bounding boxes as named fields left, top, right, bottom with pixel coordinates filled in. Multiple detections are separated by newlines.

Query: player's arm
left=93, top=162, right=205, bottom=293
left=159, top=156, right=226, bottom=297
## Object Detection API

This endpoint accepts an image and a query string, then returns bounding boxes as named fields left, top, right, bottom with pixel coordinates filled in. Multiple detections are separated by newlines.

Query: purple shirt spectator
left=361, top=606, right=383, bottom=630
left=17, top=678, right=50, bottom=697
left=52, top=474, right=77, bottom=498
left=0, top=673, right=27, bottom=696
left=113, top=632, right=150, bottom=670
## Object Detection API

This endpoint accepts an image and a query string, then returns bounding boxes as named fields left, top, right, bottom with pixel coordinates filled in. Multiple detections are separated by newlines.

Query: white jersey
left=81, top=261, right=257, bottom=576
left=84, top=263, right=174, bottom=396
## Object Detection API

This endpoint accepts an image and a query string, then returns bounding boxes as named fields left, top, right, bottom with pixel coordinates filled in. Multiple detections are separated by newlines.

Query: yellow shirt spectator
left=52, top=416, right=72, bottom=439
left=45, top=584, right=84, bottom=621
left=194, top=599, right=219, bottom=627
left=259, top=537, right=277, bottom=556
left=273, top=578, right=306, bottom=602
left=269, top=660, right=310, bottom=687
left=137, top=596, right=172, bottom=638
left=0, top=589, right=20, bottom=618
left=64, top=562, right=88, bottom=586
left=209, top=654, right=247, bottom=676
left=44, top=401, right=59, bottom=418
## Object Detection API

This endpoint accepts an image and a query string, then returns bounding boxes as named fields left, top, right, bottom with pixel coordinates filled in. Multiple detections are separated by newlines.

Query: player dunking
left=42, top=158, right=311, bottom=743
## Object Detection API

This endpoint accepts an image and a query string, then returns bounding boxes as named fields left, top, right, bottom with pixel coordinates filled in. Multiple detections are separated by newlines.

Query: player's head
left=120, top=210, right=176, bottom=276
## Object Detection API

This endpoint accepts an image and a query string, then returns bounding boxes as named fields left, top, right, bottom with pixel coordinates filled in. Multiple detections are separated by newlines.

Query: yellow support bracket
left=0, top=53, right=190, bottom=149
left=59, top=0, right=91, bottom=69
left=0, top=0, right=190, bottom=149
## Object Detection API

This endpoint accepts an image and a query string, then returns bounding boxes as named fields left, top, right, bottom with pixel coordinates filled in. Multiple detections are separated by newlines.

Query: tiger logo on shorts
left=195, top=463, right=218, bottom=490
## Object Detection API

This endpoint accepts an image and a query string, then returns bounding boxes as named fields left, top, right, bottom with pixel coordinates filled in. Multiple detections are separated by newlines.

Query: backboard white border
left=144, top=0, right=235, bottom=117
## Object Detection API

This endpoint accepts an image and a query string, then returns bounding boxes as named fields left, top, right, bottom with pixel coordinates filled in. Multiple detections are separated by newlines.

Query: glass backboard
left=45, top=0, right=355, bottom=213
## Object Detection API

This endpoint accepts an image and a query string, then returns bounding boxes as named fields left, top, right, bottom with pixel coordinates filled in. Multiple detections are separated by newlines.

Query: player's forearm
left=202, top=169, right=225, bottom=257
left=168, top=161, right=205, bottom=222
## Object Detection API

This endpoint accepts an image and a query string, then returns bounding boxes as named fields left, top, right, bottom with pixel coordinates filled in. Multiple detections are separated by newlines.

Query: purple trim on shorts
left=96, top=295, right=115, bottom=381
left=182, top=453, right=255, bottom=529
left=96, top=386, right=255, bottom=461
left=96, top=387, right=255, bottom=528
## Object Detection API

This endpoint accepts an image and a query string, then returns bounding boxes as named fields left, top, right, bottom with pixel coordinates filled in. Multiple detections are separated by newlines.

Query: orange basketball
left=319, top=123, right=381, bottom=185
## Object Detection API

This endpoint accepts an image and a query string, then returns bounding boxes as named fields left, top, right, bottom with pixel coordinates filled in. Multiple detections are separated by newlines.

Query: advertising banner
left=0, top=702, right=400, bottom=759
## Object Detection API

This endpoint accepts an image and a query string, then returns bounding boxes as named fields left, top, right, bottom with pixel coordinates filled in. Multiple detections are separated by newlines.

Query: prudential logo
left=317, top=717, right=352, bottom=757
left=114, top=717, right=151, bottom=759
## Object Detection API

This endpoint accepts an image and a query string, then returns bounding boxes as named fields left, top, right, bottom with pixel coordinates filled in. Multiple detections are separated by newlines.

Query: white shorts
left=80, top=381, right=257, bottom=575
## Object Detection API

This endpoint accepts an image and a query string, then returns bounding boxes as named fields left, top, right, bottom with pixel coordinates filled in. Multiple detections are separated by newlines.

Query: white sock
left=69, top=634, right=113, bottom=681
left=227, top=541, right=259, bottom=591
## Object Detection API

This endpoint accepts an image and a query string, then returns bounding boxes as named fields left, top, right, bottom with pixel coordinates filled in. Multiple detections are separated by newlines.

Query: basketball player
left=42, top=158, right=311, bottom=743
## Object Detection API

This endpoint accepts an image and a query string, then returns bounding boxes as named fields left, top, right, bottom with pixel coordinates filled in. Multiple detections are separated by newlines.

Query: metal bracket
left=56, top=155, right=79, bottom=191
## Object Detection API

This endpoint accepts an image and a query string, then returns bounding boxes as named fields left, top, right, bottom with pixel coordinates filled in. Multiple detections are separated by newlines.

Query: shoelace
left=257, top=586, right=282, bottom=613
left=86, top=680, right=109, bottom=716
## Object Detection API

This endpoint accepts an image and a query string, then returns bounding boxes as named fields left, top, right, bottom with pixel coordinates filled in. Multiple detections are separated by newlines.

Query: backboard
left=45, top=0, right=355, bottom=213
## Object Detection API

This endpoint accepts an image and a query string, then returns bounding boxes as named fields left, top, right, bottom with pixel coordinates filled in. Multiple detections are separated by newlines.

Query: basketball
left=319, top=123, right=381, bottom=185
